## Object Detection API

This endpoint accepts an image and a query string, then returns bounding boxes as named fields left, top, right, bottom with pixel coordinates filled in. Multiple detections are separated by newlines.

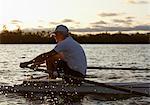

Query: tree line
left=0, top=29, right=149, bottom=44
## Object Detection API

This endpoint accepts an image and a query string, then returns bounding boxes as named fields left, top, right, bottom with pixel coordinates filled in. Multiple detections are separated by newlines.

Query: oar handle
left=20, top=62, right=30, bottom=68
left=20, top=60, right=34, bottom=68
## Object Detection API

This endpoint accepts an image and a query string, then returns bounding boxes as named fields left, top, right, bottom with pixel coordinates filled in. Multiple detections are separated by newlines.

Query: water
left=0, top=44, right=150, bottom=105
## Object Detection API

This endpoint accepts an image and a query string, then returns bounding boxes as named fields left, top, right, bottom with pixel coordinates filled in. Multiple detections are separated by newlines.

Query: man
left=20, top=25, right=87, bottom=84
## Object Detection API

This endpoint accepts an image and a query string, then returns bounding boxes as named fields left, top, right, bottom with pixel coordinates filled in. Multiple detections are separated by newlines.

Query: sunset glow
left=0, top=0, right=150, bottom=33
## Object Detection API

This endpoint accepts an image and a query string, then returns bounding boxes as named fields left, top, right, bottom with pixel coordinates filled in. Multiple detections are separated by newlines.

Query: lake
left=0, top=44, right=150, bottom=105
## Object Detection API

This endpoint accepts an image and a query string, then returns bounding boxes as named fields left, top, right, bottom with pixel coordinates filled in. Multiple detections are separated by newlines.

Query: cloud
left=62, top=19, right=74, bottom=23
left=11, top=20, right=22, bottom=24
left=126, top=16, right=135, bottom=19
left=61, top=19, right=80, bottom=24
left=50, top=19, right=80, bottom=25
left=49, top=22, right=59, bottom=25
left=113, top=19, right=133, bottom=24
left=133, top=25, right=150, bottom=30
left=38, top=26, right=44, bottom=28
left=127, top=0, right=149, bottom=4
left=98, top=12, right=122, bottom=17
left=71, top=27, right=99, bottom=32
left=113, top=19, right=127, bottom=23
left=70, top=25, right=150, bottom=32
left=91, top=20, right=107, bottom=25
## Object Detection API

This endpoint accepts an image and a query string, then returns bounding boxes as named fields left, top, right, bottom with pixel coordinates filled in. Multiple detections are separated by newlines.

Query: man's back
left=54, top=36, right=87, bottom=75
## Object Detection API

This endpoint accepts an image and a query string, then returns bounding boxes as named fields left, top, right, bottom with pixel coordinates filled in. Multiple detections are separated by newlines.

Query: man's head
left=52, top=25, right=69, bottom=42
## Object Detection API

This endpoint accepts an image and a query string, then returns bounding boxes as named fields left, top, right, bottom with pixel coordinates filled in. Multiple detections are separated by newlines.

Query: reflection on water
left=0, top=44, right=150, bottom=105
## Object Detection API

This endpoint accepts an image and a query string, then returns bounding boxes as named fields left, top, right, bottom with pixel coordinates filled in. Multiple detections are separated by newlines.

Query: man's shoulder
left=61, top=36, right=74, bottom=44
left=57, top=36, right=80, bottom=48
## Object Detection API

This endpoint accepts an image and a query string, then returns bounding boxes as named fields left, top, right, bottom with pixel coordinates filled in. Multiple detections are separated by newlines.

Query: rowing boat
left=0, top=76, right=150, bottom=97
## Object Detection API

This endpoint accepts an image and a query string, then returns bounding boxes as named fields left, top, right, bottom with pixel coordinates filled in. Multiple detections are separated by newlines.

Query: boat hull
left=1, top=78, right=150, bottom=96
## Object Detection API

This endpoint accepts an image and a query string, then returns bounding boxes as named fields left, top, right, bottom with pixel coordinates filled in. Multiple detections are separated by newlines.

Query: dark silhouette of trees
left=0, top=28, right=55, bottom=44
left=71, top=32, right=150, bottom=44
left=0, top=28, right=149, bottom=44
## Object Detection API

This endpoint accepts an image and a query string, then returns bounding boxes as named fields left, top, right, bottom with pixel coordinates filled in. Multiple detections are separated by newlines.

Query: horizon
left=0, top=0, right=150, bottom=33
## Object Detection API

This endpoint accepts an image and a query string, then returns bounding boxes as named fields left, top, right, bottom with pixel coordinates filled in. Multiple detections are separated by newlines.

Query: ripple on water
left=0, top=44, right=150, bottom=105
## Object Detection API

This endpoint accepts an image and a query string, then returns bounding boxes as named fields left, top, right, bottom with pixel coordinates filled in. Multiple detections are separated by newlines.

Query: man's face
left=53, top=32, right=64, bottom=42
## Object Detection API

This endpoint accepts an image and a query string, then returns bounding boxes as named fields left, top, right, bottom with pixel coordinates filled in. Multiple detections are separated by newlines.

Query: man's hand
left=20, top=62, right=31, bottom=68
left=19, top=50, right=57, bottom=68
left=30, top=64, right=36, bottom=69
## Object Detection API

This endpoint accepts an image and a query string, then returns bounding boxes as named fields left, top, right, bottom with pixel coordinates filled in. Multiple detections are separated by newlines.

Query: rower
left=20, top=25, right=87, bottom=84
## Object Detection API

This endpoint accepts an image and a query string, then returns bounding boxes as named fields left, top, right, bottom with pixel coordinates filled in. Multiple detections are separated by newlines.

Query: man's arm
left=20, top=49, right=57, bottom=68
left=29, top=49, right=57, bottom=63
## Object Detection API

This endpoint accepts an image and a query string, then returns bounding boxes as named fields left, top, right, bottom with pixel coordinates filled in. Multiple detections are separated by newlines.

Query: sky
left=0, top=0, right=150, bottom=33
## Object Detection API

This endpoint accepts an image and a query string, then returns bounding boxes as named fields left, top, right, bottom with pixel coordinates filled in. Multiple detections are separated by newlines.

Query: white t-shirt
left=54, top=36, right=87, bottom=75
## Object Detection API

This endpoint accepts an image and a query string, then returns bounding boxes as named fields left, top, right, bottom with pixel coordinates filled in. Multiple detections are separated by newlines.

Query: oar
left=23, top=65, right=97, bottom=78
left=20, top=62, right=150, bottom=70
left=21, top=64, right=150, bottom=97
left=87, top=67, right=150, bottom=70
left=67, top=75, right=150, bottom=97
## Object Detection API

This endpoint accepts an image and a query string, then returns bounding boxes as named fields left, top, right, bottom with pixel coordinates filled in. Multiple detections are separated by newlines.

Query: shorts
left=57, top=60, right=85, bottom=84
